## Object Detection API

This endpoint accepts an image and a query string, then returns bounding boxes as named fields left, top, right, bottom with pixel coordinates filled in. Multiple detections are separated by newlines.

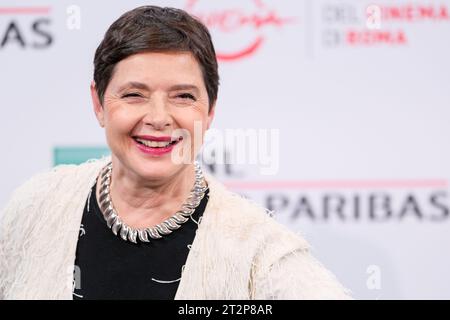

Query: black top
left=73, top=181, right=208, bottom=300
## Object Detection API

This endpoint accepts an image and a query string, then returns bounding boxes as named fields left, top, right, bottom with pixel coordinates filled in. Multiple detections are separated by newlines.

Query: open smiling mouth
left=132, top=136, right=183, bottom=148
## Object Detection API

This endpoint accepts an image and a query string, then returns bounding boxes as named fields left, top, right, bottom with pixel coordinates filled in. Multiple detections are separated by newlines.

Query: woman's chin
left=134, top=160, right=182, bottom=181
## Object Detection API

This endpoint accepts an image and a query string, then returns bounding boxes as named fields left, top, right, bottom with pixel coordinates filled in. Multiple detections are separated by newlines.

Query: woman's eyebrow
left=117, top=81, right=150, bottom=92
left=169, top=84, right=200, bottom=94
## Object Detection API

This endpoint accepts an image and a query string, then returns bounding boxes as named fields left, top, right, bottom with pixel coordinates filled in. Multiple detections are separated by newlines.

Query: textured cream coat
left=0, top=156, right=351, bottom=300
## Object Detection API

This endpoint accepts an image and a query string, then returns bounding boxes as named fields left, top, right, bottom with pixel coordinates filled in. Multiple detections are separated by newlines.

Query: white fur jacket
left=0, top=156, right=351, bottom=300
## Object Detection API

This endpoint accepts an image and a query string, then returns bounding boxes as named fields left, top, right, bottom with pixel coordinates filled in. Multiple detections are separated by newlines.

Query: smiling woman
left=0, top=5, right=351, bottom=300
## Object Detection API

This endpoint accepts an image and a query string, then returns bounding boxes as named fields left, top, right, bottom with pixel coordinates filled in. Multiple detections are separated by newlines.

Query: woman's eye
left=122, top=93, right=143, bottom=98
left=177, top=93, right=196, bottom=101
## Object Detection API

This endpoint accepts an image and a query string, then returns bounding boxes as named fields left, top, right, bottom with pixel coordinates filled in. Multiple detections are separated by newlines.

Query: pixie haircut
left=93, top=6, right=219, bottom=110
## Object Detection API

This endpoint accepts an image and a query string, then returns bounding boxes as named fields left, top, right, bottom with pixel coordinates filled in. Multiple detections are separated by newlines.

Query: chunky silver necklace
left=98, top=161, right=208, bottom=243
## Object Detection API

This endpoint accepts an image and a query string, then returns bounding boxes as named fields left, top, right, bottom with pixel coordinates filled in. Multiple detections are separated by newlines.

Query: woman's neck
left=96, top=162, right=196, bottom=229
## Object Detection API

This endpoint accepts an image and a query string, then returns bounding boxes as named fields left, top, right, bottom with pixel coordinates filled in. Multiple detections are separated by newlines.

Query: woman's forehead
left=116, top=52, right=202, bottom=75
left=110, top=51, right=205, bottom=88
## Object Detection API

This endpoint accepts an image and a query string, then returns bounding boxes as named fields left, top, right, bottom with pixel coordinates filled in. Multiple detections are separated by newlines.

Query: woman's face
left=92, top=51, right=215, bottom=182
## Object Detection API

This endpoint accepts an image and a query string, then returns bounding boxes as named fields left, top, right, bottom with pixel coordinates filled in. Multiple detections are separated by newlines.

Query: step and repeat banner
left=1, top=0, right=449, bottom=299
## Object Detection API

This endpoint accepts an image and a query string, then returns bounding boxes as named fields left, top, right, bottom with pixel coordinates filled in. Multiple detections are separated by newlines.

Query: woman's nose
left=143, top=96, right=173, bottom=130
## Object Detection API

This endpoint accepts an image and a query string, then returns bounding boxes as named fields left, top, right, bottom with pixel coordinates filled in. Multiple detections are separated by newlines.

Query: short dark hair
left=93, top=6, right=219, bottom=110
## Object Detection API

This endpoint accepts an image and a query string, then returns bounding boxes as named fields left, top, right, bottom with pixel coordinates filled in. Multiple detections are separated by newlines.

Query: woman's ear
left=90, top=81, right=105, bottom=128
left=206, top=102, right=216, bottom=130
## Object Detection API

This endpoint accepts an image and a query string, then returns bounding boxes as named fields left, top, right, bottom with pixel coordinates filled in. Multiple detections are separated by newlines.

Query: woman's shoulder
left=205, top=173, right=310, bottom=254
left=3, top=164, right=77, bottom=211
left=1, top=157, right=109, bottom=226
left=6, top=157, right=108, bottom=200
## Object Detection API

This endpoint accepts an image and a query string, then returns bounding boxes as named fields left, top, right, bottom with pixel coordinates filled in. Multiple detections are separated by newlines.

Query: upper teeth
left=135, top=138, right=179, bottom=148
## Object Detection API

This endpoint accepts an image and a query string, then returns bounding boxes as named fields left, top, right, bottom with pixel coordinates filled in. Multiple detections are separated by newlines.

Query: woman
left=0, top=6, right=351, bottom=300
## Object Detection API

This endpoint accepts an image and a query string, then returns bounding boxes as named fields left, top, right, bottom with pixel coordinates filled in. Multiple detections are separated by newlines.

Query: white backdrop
left=1, top=0, right=449, bottom=299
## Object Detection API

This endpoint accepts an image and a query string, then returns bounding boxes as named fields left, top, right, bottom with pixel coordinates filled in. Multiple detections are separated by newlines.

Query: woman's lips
left=132, top=136, right=182, bottom=156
